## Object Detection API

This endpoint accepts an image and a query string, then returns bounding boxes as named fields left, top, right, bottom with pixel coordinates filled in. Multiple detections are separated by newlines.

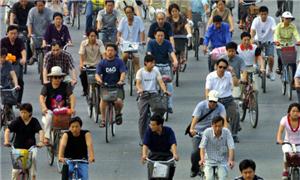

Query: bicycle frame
left=65, top=159, right=89, bottom=180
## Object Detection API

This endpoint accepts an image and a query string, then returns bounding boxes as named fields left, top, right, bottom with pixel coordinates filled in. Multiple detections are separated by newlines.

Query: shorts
left=259, top=42, right=274, bottom=57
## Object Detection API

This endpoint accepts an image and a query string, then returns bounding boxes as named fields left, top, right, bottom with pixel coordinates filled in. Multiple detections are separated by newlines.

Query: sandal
left=99, top=120, right=105, bottom=128
left=115, top=113, right=123, bottom=125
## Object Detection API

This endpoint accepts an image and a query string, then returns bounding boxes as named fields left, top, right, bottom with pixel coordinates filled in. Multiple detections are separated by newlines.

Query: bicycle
left=198, top=165, right=219, bottom=180
left=82, top=66, right=100, bottom=123
left=257, top=42, right=270, bottom=93
left=191, top=14, right=206, bottom=61
left=277, top=142, right=300, bottom=180
left=240, top=0, right=262, bottom=33
left=238, top=70, right=259, bottom=128
left=173, top=35, right=188, bottom=87
left=64, top=159, right=89, bottom=180
left=70, top=0, right=84, bottom=30
left=47, top=113, right=71, bottom=172
left=146, top=155, right=175, bottom=180
left=100, top=84, right=124, bottom=143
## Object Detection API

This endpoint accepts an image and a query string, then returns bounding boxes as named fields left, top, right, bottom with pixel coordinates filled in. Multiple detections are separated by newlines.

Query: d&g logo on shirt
left=105, top=67, right=117, bottom=74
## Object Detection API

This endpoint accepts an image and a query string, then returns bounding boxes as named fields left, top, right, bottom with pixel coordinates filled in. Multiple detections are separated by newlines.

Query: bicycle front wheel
left=93, top=86, right=100, bottom=123
left=291, top=167, right=299, bottom=180
left=194, top=29, right=199, bottom=61
left=175, top=65, right=179, bottom=87
left=261, top=71, right=266, bottom=93
left=76, top=3, right=80, bottom=30
left=55, top=130, right=63, bottom=173
left=47, top=130, right=54, bottom=166
left=38, top=52, right=44, bottom=84
left=281, top=70, right=287, bottom=95
left=87, top=84, right=93, bottom=118
left=248, top=91, right=258, bottom=128
left=128, top=60, right=134, bottom=96
left=287, top=66, right=293, bottom=101
left=105, top=105, right=113, bottom=143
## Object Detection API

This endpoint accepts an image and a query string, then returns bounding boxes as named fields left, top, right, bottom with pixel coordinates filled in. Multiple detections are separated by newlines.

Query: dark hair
left=215, top=0, right=226, bottom=5
left=239, top=159, right=256, bottom=172
left=105, top=42, right=118, bottom=51
left=51, top=40, right=62, bottom=48
left=168, top=3, right=180, bottom=15
left=69, top=116, right=83, bottom=127
left=287, top=103, right=300, bottom=113
left=154, top=27, right=165, bottom=35
left=226, top=42, right=238, bottom=51
left=1, top=48, right=8, bottom=57
left=35, top=0, right=46, bottom=4
left=144, top=54, right=155, bottom=64
left=216, top=58, right=229, bottom=66
left=240, top=31, right=251, bottom=39
left=7, top=25, right=18, bottom=33
left=213, top=15, right=223, bottom=23
left=20, top=103, right=33, bottom=115
left=211, top=116, right=224, bottom=125
left=150, top=114, right=164, bottom=125
left=259, top=6, right=268, bottom=13
left=124, top=5, right=134, bottom=13
left=53, top=12, right=63, bottom=20
left=105, top=0, right=114, bottom=4
left=86, top=28, right=98, bottom=38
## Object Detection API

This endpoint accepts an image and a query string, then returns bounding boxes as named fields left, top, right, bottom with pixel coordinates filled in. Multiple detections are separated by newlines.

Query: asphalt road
left=1, top=1, right=300, bottom=179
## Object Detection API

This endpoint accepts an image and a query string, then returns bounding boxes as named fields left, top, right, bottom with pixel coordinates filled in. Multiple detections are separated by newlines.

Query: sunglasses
left=218, top=66, right=227, bottom=69
left=209, top=100, right=217, bottom=103
left=52, top=76, right=63, bottom=79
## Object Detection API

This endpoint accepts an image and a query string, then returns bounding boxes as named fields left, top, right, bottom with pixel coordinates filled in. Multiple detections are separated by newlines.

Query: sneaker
left=276, top=68, right=282, bottom=75
left=282, top=171, right=288, bottom=179
left=233, top=136, right=240, bottom=143
left=269, top=72, right=276, bottom=81
left=167, top=107, right=173, bottom=114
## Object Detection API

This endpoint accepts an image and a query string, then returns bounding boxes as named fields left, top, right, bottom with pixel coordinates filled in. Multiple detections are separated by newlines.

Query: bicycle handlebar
left=146, top=158, right=175, bottom=163
left=65, top=158, right=89, bottom=164
left=0, top=4, right=11, bottom=8
left=0, top=87, right=18, bottom=91
left=241, top=0, right=262, bottom=6
left=277, top=142, right=300, bottom=146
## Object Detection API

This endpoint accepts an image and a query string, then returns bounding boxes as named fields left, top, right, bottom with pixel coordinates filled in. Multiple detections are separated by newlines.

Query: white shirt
left=136, top=67, right=162, bottom=93
left=118, top=16, right=145, bottom=42
left=205, top=71, right=233, bottom=98
left=251, top=16, right=276, bottom=42
left=237, top=44, right=257, bottom=66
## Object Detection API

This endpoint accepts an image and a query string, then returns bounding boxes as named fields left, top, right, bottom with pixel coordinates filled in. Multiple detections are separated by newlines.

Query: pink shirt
left=280, top=115, right=300, bottom=144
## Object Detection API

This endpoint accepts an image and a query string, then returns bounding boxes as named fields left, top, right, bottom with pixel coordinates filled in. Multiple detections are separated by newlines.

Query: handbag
left=184, top=107, right=216, bottom=137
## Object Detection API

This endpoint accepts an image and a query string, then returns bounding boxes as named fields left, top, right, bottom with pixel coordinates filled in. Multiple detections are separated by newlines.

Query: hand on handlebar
left=141, top=155, right=147, bottom=164
left=173, top=154, right=179, bottom=161
left=3, top=142, right=11, bottom=147
left=277, top=140, right=284, bottom=145
left=199, top=159, right=205, bottom=166
left=189, top=129, right=197, bottom=137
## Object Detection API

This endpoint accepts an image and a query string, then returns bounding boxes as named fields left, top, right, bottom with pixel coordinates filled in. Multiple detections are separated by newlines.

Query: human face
left=20, top=0, right=28, bottom=6
left=105, top=2, right=114, bottom=13
left=242, top=36, right=251, bottom=47
left=213, top=22, right=222, bottom=29
left=105, top=46, right=116, bottom=59
left=20, top=110, right=31, bottom=121
left=36, top=1, right=45, bottom=13
left=241, top=168, right=255, bottom=180
left=212, top=120, right=223, bottom=136
left=283, top=18, right=292, bottom=25
left=69, top=121, right=81, bottom=136
left=289, top=106, right=300, bottom=120
left=155, top=31, right=165, bottom=43
left=259, top=11, right=268, bottom=22
left=217, top=1, right=225, bottom=11
left=208, top=101, right=217, bottom=109
left=217, top=61, right=228, bottom=74
left=51, top=44, right=61, bottom=56
left=7, top=29, right=18, bottom=42
left=156, top=13, right=165, bottom=27
left=145, top=61, right=155, bottom=71
left=227, top=48, right=236, bottom=58
left=51, top=76, right=63, bottom=85
left=125, top=7, right=134, bottom=20
left=149, top=121, right=160, bottom=133
left=54, top=16, right=63, bottom=27
left=171, top=8, right=179, bottom=18
left=88, top=32, right=97, bottom=44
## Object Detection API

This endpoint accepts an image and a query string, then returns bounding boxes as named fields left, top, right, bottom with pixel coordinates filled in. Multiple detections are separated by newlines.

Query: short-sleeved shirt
left=27, top=7, right=53, bottom=37
left=96, top=58, right=126, bottom=85
left=234, top=175, right=264, bottom=180
left=274, top=22, right=300, bottom=46
left=237, top=44, right=260, bottom=66
left=147, top=39, right=174, bottom=64
left=136, top=67, right=162, bottom=93
left=8, top=117, right=42, bottom=149
left=199, top=127, right=235, bottom=165
left=211, top=7, right=231, bottom=24
left=143, top=126, right=177, bottom=153
left=78, top=39, right=105, bottom=67
left=43, top=51, right=75, bottom=74
left=115, top=0, right=137, bottom=16
left=0, top=37, right=25, bottom=60
left=40, top=82, right=73, bottom=110
left=280, top=115, right=300, bottom=144
left=45, top=2, right=63, bottom=14
left=190, top=0, right=208, bottom=14
left=167, top=15, right=188, bottom=35
left=97, top=9, right=120, bottom=30
left=192, top=100, right=226, bottom=133
left=251, top=16, right=276, bottom=42
left=148, top=22, right=173, bottom=40
left=118, top=16, right=145, bottom=42
left=221, top=54, right=246, bottom=79
left=43, top=24, right=71, bottom=47
left=1, top=61, right=14, bottom=88
left=206, top=71, right=233, bottom=98
left=11, top=2, right=34, bottom=30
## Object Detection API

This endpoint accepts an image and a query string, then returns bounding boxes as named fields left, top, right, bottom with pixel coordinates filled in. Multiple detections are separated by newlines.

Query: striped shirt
left=199, top=127, right=234, bottom=165
left=44, top=50, right=75, bottom=74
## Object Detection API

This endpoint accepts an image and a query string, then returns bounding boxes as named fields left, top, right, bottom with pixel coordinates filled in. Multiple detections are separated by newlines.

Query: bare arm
left=199, top=148, right=205, bottom=164
left=43, top=67, right=49, bottom=84
left=85, top=132, right=95, bottom=163
left=250, top=29, right=256, bottom=43
left=4, top=128, right=11, bottom=145
left=170, top=52, right=178, bottom=67
left=69, top=94, right=76, bottom=114
left=189, top=116, right=198, bottom=136
left=140, top=31, right=145, bottom=43
left=205, top=89, right=210, bottom=99
left=134, top=5, right=141, bottom=17
left=27, top=24, right=32, bottom=37
left=119, top=72, right=126, bottom=82
left=10, top=71, right=18, bottom=87
left=95, top=74, right=103, bottom=84
left=116, top=31, right=122, bottom=44
left=79, top=54, right=85, bottom=70
left=228, top=14, right=234, bottom=32
left=158, top=79, right=167, bottom=93
left=170, top=144, right=179, bottom=161
left=136, top=79, right=143, bottom=93
left=20, top=49, right=26, bottom=65
left=141, top=145, right=148, bottom=164
left=169, top=37, right=175, bottom=49
left=58, top=133, right=68, bottom=163
left=9, top=12, right=15, bottom=25
left=276, top=124, right=285, bottom=144
left=97, top=20, right=102, bottom=32
left=39, top=95, right=48, bottom=115
left=38, top=130, right=45, bottom=144
left=185, top=23, right=192, bottom=35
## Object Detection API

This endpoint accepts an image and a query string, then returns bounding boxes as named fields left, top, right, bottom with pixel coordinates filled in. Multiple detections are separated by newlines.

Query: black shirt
left=148, top=22, right=173, bottom=40
left=8, top=117, right=42, bottom=149
left=11, top=2, right=34, bottom=30
left=40, top=82, right=73, bottom=110
left=234, top=175, right=264, bottom=180
left=64, top=130, right=89, bottom=159
left=0, top=37, right=25, bottom=60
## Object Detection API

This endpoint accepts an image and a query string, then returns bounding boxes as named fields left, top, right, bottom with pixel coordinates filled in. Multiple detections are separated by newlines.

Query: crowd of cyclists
left=1, top=0, right=300, bottom=179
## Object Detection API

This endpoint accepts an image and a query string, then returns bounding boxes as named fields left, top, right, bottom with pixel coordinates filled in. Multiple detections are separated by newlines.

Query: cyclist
left=84, top=0, right=105, bottom=34
left=199, top=116, right=235, bottom=180
left=205, top=58, right=240, bottom=142
left=117, top=5, right=145, bottom=74
left=203, top=15, right=231, bottom=72
left=189, top=90, right=227, bottom=178
left=9, top=0, right=34, bottom=31
left=0, top=48, right=19, bottom=89
left=79, top=29, right=105, bottom=96
left=95, top=43, right=126, bottom=128
left=234, top=159, right=264, bottom=180
left=59, top=116, right=95, bottom=180
left=147, top=11, right=175, bottom=48
left=45, top=0, right=63, bottom=13
left=96, top=0, right=120, bottom=44
left=276, top=103, right=300, bottom=179
left=274, top=11, right=300, bottom=76
left=39, top=66, right=76, bottom=144
left=147, top=27, right=178, bottom=114
left=4, top=103, right=44, bottom=180
left=166, top=3, right=192, bottom=65
left=295, top=65, right=300, bottom=103
left=115, top=0, right=141, bottom=17
left=42, top=12, right=72, bottom=48
left=27, top=0, right=52, bottom=65
left=238, top=0, right=256, bottom=29
left=1, top=25, right=26, bottom=106
left=43, top=41, right=77, bottom=86
left=141, top=114, right=179, bottom=179
left=136, top=54, right=170, bottom=144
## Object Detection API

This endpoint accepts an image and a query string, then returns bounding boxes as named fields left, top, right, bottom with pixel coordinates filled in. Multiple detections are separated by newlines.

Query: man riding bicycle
left=115, top=0, right=141, bottom=17
left=234, top=159, right=264, bottom=180
left=9, top=0, right=34, bottom=31
left=95, top=43, right=126, bottom=128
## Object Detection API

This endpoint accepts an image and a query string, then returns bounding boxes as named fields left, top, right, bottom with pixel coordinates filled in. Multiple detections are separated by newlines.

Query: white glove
left=187, top=34, right=192, bottom=38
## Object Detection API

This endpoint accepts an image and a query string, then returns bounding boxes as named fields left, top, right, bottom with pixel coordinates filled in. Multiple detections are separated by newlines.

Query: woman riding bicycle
left=276, top=103, right=300, bottom=179
left=59, top=116, right=95, bottom=180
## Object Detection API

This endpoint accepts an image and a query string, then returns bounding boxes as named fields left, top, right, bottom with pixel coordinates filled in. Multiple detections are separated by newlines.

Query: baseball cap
left=208, top=90, right=219, bottom=102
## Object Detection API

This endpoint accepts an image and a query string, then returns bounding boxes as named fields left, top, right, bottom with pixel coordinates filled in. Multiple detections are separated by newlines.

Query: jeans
left=12, top=63, right=24, bottom=103
left=99, top=28, right=117, bottom=44
left=66, top=161, right=88, bottom=180
left=191, top=135, right=202, bottom=173
left=137, top=95, right=151, bottom=141
left=204, top=164, right=228, bottom=180
left=166, top=83, right=173, bottom=108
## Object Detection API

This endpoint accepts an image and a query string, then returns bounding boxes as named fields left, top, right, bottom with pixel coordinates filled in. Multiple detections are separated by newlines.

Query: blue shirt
left=1, top=61, right=13, bottom=88
left=203, top=22, right=231, bottom=49
left=96, top=58, right=126, bottom=85
left=143, top=126, right=177, bottom=153
left=148, top=22, right=173, bottom=40
left=190, top=0, right=208, bottom=14
left=147, top=39, right=174, bottom=64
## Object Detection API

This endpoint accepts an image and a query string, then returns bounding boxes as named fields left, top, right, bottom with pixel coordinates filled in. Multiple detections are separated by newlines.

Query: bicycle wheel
left=7, top=108, right=15, bottom=142
left=287, top=66, right=293, bottom=100
left=105, top=105, right=113, bottom=143
left=93, top=86, right=100, bottom=123
left=76, top=3, right=80, bottom=30
left=164, top=111, right=169, bottom=122
left=237, top=99, right=246, bottom=122
left=175, top=64, right=179, bottom=87
left=88, top=84, right=93, bottom=118
left=180, top=45, right=187, bottom=72
left=248, top=91, right=258, bottom=128
left=71, top=3, right=75, bottom=27
left=38, top=52, right=44, bottom=84
left=128, top=60, right=134, bottom=96
left=18, top=171, right=30, bottom=180
left=194, top=29, right=199, bottom=61
left=291, top=168, right=299, bottom=180
left=261, top=71, right=266, bottom=93
left=55, top=130, right=63, bottom=173
left=47, top=129, right=54, bottom=166
left=281, top=68, right=287, bottom=95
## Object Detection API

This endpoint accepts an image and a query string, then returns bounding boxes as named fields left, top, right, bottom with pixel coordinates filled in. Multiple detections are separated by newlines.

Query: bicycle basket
left=149, top=94, right=168, bottom=113
left=148, top=161, right=170, bottom=178
left=86, top=69, right=96, bottom=84
left=10, top=148, right=33, bottom=170
left=281, top=46, right=297, bottom=64
left=100, top=87, right=123, bottom=101
left=286, top=152, right=300, bottom=167
left=120, top=41, right=139, bottom=53
left=1, top=90, right=18, bottom=105
left=52, top=114, right=71, bottom=129
left=155, top=64, right=173, bottom=83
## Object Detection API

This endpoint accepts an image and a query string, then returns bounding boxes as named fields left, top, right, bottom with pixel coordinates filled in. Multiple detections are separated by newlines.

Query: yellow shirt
left=274, top=22, right=300, bottom=46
